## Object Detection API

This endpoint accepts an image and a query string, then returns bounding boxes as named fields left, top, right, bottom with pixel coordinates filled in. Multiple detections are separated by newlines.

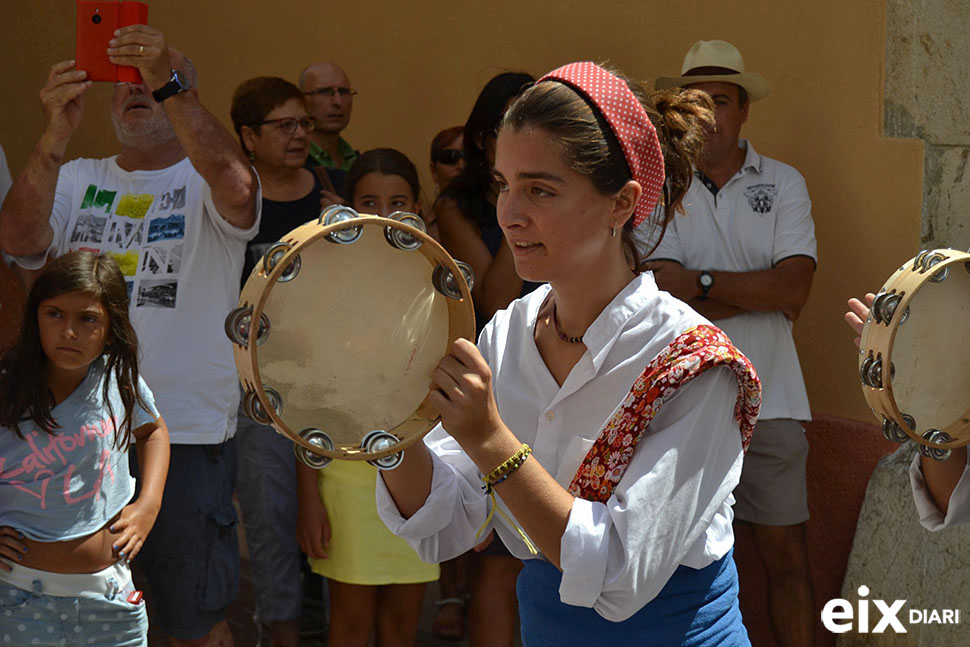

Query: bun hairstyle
left=501, top=67, right=714, bottom=269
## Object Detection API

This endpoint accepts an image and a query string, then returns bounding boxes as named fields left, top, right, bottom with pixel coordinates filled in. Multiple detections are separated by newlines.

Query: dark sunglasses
left=255, top=116, right=316, bottom=134
left=433, top=149, right=464, bottom=165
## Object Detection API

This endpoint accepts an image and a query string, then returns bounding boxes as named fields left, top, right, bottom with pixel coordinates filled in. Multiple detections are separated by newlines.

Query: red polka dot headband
left=539, top=62, right=665, bottom=228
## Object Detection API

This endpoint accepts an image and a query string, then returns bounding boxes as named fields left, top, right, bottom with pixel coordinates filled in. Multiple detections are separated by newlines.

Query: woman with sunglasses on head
left=228, top=76, right=330, bottom=647
left=377, top=63, right=760, bottom=646
left=423, top=126, right=465, bottom=244
left=429, top=126, right=465, bottom=197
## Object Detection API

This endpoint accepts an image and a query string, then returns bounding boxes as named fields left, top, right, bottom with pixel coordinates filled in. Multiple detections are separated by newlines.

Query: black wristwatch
left=152, top=69, right=190, bottom=103
left=698, top=271, right=714, bottom=300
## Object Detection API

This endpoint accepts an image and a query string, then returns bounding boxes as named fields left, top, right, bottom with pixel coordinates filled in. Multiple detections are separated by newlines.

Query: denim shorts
left=0, top=561, right=148, bottom=647
left=130, top=439, right=239, bottom=640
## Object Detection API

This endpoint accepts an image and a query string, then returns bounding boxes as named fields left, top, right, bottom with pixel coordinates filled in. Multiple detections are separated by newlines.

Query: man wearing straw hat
left=644, top=40, right=817, bottom=647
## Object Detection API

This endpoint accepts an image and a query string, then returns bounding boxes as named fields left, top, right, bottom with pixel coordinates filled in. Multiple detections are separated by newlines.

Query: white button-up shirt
left=377, top=273, right=747, bottom=621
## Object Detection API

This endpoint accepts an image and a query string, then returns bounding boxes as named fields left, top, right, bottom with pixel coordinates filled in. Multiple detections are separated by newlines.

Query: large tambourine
left=858, top=248, right=970, bottom=460
left=225, top=206, right=475, bottom=471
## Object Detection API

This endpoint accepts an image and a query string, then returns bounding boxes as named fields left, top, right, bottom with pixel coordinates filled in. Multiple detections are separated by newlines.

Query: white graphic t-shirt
left=18, top=156, right=259, bottom=444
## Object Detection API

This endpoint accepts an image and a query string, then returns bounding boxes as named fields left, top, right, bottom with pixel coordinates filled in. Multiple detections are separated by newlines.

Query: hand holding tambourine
left=226, top=206, right=475, bottom=471
left=852, top=249, right=970, bottom=461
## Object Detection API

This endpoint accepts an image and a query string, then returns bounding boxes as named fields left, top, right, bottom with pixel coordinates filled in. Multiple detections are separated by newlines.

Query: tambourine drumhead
left=859, top=249, right=970, bottom=450
left=231, top=213, right=475, bottom=463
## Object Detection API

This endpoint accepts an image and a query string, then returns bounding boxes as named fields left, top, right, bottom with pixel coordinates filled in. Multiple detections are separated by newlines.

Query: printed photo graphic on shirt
left=111, top=251, right=139, bottom=278
left=147, top=214, right=185, bottom=242
left=80, top=184, right=117, bottom=214
left=66, top=182, right=190, bottom=310
left=0, top=420, right=119, bottom=511
left=141, top=244, right=183, bottom=275
left=105, top=218, right=144, bottom=248
left=157, top=186, right=186, bottom=211
left=69, top=188, right=154, bottom=253
left=70, top=214, right=108, bottom=244
left=744, top=183, right=777, bottom=214
left=136, top=278, right=177, bottom=308
left=115, top=193, right=154, bottom=219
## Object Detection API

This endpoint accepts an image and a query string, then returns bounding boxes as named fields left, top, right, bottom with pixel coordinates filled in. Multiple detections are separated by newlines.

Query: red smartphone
left=75, top=0, right=149, bottom=83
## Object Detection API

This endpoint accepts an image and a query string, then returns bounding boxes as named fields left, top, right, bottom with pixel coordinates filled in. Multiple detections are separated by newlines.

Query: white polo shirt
left=647, top=140, right=815, bottom=421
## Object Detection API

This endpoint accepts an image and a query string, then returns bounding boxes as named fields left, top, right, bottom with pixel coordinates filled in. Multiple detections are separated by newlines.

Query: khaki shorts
left=732, top=418, right=809, bottom=526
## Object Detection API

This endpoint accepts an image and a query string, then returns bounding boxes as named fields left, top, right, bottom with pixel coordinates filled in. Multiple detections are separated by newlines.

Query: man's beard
left=111, top=108, right=177, bottom=148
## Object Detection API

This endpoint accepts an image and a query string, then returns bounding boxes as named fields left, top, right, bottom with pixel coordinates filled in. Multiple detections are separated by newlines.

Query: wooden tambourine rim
left=233, top=215, right=475, bottom=460
left=859, top=248, right=970, bottom=449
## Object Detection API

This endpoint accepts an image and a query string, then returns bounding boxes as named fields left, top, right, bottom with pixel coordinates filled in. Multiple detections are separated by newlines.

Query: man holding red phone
left=0, top=24, right=259, bottom=647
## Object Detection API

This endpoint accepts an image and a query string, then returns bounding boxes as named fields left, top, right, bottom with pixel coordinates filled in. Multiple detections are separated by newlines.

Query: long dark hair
left=0, top=252, right=149, bottom=448
left=502, top=68, right=714, bottom=269
left=443, top=71, right=536, bottom=229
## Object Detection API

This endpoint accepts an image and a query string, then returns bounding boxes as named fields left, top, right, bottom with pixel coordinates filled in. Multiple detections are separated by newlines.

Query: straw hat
left=654, top=40, right=770, bottom=102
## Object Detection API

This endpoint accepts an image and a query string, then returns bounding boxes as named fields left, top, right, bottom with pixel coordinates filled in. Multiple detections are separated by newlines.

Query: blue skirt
left=517, top=548, right=749, bottom=647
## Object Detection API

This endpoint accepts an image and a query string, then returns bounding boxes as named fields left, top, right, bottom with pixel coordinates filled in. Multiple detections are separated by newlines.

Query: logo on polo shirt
left=744, top=183, right=777, bottom=214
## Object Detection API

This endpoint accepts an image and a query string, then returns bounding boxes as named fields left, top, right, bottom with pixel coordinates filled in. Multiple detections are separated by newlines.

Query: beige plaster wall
left=0, top=0, right=924, bottom=421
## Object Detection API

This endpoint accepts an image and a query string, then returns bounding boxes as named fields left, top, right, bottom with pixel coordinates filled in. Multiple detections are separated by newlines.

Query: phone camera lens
left=92, top=14, right=102, bottom=24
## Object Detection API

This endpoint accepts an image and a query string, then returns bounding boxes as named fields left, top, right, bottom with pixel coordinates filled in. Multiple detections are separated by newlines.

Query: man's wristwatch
left=698, top=271, right=714, bottom=300
left=152, top=69, right=190, bottom=103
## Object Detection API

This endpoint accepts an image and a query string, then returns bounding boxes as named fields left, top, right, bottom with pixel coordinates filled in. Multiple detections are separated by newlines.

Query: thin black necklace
left=552, top=302, right=584, bottom=344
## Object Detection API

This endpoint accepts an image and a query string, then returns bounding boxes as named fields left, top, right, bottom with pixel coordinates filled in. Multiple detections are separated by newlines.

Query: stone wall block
left=886, top=0, right=970, bottom=145
left=837, top=444, right=970, bottom=646
left=921, top=145, right=970, bottom=249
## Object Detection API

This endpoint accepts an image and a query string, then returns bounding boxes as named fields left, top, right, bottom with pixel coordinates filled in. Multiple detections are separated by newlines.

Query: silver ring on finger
left=139, top=45, right=144, bottom=54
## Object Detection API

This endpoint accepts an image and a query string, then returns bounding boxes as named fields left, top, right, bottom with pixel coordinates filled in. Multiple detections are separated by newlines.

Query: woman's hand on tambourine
left=430, top=338, right=505, bottom=445
left=845, top=293, right=876, bottom=348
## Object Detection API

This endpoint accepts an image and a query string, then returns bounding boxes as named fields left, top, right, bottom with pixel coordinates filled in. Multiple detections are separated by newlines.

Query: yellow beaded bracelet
left=476, top=443, right=538, bottom=556
left=483, top=443, right=532, bottom=490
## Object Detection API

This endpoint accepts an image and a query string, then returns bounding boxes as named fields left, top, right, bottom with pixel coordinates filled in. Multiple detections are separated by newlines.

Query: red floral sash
left=568, top=325, right=761, bottom=503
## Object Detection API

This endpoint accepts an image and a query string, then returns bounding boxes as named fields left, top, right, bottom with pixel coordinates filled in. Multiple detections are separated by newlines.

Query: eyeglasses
left=255, top=116, right=317, bottom=134
left=433, top=149, right=464, bottom=166
left=303, top=86, right=357, bottom=99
